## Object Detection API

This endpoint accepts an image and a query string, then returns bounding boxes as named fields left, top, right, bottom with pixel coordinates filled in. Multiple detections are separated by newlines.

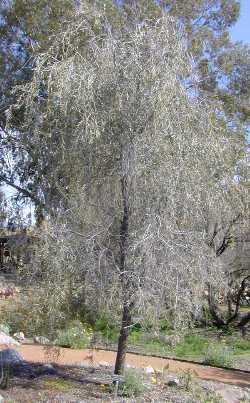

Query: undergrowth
left=203, top=345, right=234, bottom=367
left=120, top=369, right=144, bottom=397
left=55, top=320, right=93, bottom=349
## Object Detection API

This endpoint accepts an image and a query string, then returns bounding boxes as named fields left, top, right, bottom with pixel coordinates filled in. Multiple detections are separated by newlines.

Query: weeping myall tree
left=9, top=8, right=245, bottom=373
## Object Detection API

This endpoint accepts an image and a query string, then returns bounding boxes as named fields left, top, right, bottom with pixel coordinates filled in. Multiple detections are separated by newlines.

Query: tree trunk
left=114, top=303, right=132, bottom=374
left=227, top=293, right=234, bottom=318
left=114, top=172, right=131, bottom=374
left=237, top=311, right=250, bottom=330
left=208, top=285, right=226, bottom=327
left=208, top=276, right=250, bottom=328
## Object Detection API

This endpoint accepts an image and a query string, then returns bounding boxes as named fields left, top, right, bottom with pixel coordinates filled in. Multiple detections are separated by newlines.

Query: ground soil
left=0, top=344, right=249, bottom=388
left=0, top=364, right=226, bottom=403
left=0, top=354, right=245, bottom=403
left=0, top=271, right=250, bottom=401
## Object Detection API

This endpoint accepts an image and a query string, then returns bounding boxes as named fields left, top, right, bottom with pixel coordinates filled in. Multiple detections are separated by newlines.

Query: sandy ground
left=0, top=344, right=249, bottom=389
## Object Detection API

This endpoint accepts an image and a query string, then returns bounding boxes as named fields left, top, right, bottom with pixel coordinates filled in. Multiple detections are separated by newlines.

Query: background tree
left=0, top=0, right=76, bottom=220
left=0, top=190, right=7, bottom=230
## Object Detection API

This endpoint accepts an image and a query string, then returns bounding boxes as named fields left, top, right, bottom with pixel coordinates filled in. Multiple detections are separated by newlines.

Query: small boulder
left=0, top=332, right=19, bottom=346
left=0, top=348, right=23, bottom=364
left=77, top=361, right=99, bottom=369
left=166, top=376, right=180, bottom=387
left=112, top=374, right=125, bottom=386
left=33, top=336, right=50, bottom=345
left=41, top=363, right=57, bottom=375
left=13, top=332, right=25, bottom=342
left=144, top=366, right=155, bottom=374
left=0, top=349, right=35, bottom=378
left=242, top=390, right=250, bottom=401
left=99, top=361, right=112, bottom=368
left=125, top=363, right=135, bottom=369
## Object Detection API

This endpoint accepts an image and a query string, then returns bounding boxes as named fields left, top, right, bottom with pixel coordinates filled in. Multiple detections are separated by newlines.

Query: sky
left=230, top=0, right=250, bottom=44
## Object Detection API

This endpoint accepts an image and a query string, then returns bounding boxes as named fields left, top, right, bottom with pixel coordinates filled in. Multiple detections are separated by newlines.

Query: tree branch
left=226, top=275, right=250, bottom=324
left=0, top=174, right=44, bottom=208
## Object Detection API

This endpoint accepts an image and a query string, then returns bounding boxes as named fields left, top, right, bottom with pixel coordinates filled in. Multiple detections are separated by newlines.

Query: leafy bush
left=128, top=331, right=171, bottom=355
left=120, top=369, right=144, bottom=397
left=203, top=345, right=234, bottom=368
left=233, top=337, right=250, bottom=353
left=179, top=369, right=197, bottom=391
left=199, top=389, right=223, bottom=403
left=1, top=302, right=37, bottom=336
left=94, top=315, right=119, bottom=342
left=0, top=292, right=74, bottom=339
left=159, top=318, right=172, bottom=332
left=128, top=329, right=145, bottom=344
left=174, top=335, right=209, bottom=358
left=55, top=320, right=93, bottom=349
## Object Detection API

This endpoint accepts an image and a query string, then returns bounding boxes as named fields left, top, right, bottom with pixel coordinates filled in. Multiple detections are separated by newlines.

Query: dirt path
left=1, top=344, right=250, bottom=388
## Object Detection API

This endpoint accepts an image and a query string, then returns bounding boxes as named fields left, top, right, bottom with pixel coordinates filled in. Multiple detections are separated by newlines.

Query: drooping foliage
left=10, top=6, right=247, bottom=372
left=0, top=0, right=249, bottom=218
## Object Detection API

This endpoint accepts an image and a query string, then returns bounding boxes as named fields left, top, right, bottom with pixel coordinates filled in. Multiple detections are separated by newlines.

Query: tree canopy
left=8, top=4, right=247, bottom=372
left=0, top=0, right=249, bottom=217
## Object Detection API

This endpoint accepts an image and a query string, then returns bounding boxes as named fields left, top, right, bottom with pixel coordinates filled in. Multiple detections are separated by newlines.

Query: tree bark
left=114, top=302, right=132, bottom=374
left=114, top=173, right=131, bottom=374
left=237, top=311, right=250, bottom=330
left=208, top=285, right=226, bottom=327
left=208, top=276, right=250, bottom=328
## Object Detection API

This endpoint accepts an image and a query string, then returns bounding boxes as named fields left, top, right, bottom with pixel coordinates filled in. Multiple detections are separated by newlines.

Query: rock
left=125, top=363, right=135, bottom=369
left=112, top=374, right=125, bottom=386
left=35, top=363, right=57, bottom=376
left=202, top=383, right=214, bottom=392
left=144, top=366, right=155, bottom=374
left=166, top=376, right=180, bottom=387
left=78, top=362, right=92, bottom=368
left=41, top=363, right=57, bottom=375
left=242, top=390, right=250, bottom=401
left=0, top=348, right=35, bottom=378
left=0, top=348, right=23, bottom=364
left=0, top=331, right=19, bottom=346
left=13, top=332, right=25, bottom=342
left=99, top=361, right=112, bottom=368
left=33, top=336, right=50, bottom=345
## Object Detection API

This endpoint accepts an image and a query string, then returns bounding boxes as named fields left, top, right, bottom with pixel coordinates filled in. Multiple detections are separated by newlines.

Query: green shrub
left=201, top=390, right=223, bottom=403
left=128, top=329, right=145, bottom=344
left=174, top=335, right=209, bottom=358
left=94, top=315, right=119, bottom=342
left=0, top=295, right=72, bottom=339
left=120, top=369, right=144, bottom=397
left=159, top=318, right=172, bottom=332
left=179, top=369, right=197, bottom=391
left=203, top=345, right=234, bottom=368
left=233, top=338, right=250, bottom=353
left=128, top=331, right=170, bottom=355
left=55, top=320, right=93, bottom=349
